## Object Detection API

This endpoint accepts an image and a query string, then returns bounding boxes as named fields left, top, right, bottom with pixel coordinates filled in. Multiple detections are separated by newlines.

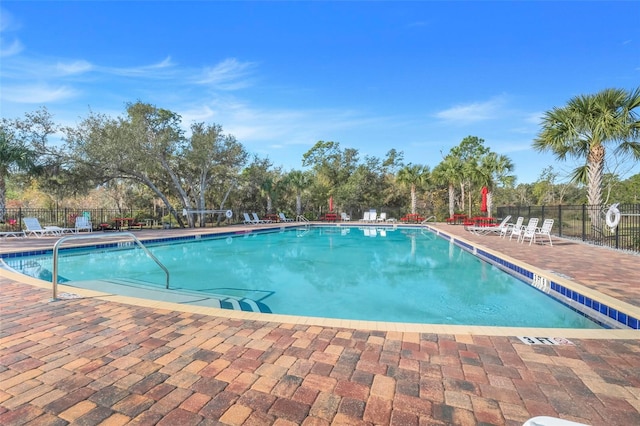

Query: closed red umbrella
left=329, top=196, right=334, bottom=212
left=481, top=186, right=488, bottom=213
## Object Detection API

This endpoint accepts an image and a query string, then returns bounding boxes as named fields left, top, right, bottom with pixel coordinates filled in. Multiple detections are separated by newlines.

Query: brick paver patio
left=1, top=223, right=639, bottom=425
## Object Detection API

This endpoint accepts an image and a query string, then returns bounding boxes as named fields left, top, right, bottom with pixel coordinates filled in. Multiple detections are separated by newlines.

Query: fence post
left=581, top=204, right=586, bottom=241
left=558, top=205, right=563, bottom=237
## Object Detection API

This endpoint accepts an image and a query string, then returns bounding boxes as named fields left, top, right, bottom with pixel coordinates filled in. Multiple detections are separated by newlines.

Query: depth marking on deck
left=517, top=336, right=574, bottom=345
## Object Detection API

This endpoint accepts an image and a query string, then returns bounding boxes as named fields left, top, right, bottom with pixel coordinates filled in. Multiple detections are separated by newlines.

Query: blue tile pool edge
left=424, top=225, right=639, bottom=331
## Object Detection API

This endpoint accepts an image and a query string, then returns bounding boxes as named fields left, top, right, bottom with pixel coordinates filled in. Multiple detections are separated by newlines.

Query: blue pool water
left=5, top=226, right=601, bottom=328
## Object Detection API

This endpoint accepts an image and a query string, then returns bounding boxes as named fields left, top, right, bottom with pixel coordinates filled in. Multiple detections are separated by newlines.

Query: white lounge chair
left=340, top=212, right=350, bottom=221
left=362, top=211, right=371, bottom=222
left=501, top=216, right=523, bottom=238
left=467, top=215, right=512, bottom=235
left=368, top=210, right=377, bottom=222
left=518, top=218, right=540, bottom=244
left=23, top=217, right=66, bottom=237
left=242, top=213, right=257, bottom=224
left=377, top=212, right=387, bottom=222
left=0, top=231, right=26, bottom=239
left=252, top=213, right=271, bottom=223
left=278, top=212, right=294, bottom=222
left=75, top=216, right=93, bottom=233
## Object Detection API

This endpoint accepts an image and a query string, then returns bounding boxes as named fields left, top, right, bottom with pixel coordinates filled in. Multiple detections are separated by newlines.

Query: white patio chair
left=340, top=212, right=351, bottom=221
left=533, top=219, right=554, bottom=246
left=519, top=218, right=540, bottom=244
left=75, top=216, right=93, bottom=233
left=501, top=216, right=523, bottom=238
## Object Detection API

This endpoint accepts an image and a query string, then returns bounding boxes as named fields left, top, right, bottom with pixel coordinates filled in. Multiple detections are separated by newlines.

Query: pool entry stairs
left=65, top=278, right=271, bottom=313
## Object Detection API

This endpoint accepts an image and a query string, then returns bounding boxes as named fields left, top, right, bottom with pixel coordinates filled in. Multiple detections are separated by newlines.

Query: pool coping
left=2, top=223, right=639, bottom=339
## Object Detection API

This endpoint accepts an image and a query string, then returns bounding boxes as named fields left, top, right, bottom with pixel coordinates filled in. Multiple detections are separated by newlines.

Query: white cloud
left=0, top=38, right=22, bottom=57
left=1, top=84, right=77, bottom=103
left=524, top=111, right=543, bottom=125
left=100, top=56, right=176, bottom=77
left=196, top=58, right=256, bottom=90
left=56, top=60, right=93, bottom=75
left=0, top=7, right=23, bottom=57
left=434, top=96, right=507, bottom=124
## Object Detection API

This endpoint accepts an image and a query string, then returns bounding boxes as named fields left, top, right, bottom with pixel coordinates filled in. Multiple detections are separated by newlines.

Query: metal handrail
left=296, top=215, right=309, bottom=223
left=421, top=216, right=436, bottom=224
left=51, top=232, right=170, bottom=300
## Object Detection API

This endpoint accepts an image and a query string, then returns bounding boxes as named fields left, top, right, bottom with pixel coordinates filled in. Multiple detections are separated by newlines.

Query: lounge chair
left=0, top=231, right=26, bottom=239
left=340, top=212, right=351, bottom=221
left=252, top=213, right=272, bottom=223
left=361, top=211, right=370, bottom=222
left=368, top=210, right=377, bottom=222
left=500, top=216, right=523, bottom=238
left=467, top=215, right=512, bottom=235
left=242, top=213, right=258, bottom=224
left=75, top=216, right=93, bottom=233
left=23, top=217, right=67, bottom=237
left=518, top=218, right=540, bottom=244
left=377, top=212, right=387, bottom=222
left=278, top=212, right=294, bottom=222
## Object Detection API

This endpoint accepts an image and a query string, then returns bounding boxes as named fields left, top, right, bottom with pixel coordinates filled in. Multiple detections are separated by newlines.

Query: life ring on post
left=225, top=209, right=233, bottom=219
left=605, top=203, right=621, bottom=229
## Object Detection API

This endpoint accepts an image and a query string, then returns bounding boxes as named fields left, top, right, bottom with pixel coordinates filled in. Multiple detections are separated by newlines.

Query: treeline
left=2, top=97, right=638, bottom=227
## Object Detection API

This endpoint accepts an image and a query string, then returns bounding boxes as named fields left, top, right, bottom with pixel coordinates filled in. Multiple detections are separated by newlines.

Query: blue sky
left=1, top=1, right=639, bottom=184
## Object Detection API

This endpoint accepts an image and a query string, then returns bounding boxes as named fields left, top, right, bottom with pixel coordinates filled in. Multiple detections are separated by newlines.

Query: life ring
left=605, top=203, right=621, bottom=229
left=225, top=209, right=233, bottom=219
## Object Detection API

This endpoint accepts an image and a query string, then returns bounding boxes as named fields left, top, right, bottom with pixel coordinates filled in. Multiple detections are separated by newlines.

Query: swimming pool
left=3, top=226, right=603, bottom=329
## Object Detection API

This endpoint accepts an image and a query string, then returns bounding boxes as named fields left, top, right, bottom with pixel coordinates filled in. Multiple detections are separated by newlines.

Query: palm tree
left=478, top=152, right=515, bottom=217
left=432, top=155, right=463, bottom=218
left=534, top=87, right=640, bottom=208
left=285, top=170, right=311, bottom=216
left=397, top=164, right=429, bottom=214
left=0, top=128, right=36, bottom=220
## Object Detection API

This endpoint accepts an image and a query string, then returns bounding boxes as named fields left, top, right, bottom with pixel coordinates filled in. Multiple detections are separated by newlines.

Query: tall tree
left=477, top=152, right=514, bottom=216
left=397, top=164, right=429, bottom=214
left=432, top=154, right=463, bottom=218
left=181, top=122, right=247, bottom=226
left=533, top=87, right=640, bottom=208
left=450, top=136, right=490, bottom=213
left=284, top=170, right=311, bottom=216
left=0, top=128, right=36, bottom=219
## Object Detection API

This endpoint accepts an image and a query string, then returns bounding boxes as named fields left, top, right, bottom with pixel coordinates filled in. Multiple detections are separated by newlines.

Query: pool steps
left=67, top=278, right=271, bottom=313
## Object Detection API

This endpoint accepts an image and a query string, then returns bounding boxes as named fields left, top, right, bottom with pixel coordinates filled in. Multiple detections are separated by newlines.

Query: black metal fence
left=1, top=207, right=164, bottom=230
left=496, top=204, right=640, bottom=253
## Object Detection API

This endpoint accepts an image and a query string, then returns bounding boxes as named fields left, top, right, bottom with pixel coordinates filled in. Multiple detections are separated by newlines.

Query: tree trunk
left=448, top=184, right=455, bottom=218
left=487, top=191, right=493, bottom=217
left=296, top=193, right=302, bottom=216
left=587, top=144, right=605, bottom=207
left=587, top=144, right=605, bottom=229
left=411, top=184, right=417, bottom=214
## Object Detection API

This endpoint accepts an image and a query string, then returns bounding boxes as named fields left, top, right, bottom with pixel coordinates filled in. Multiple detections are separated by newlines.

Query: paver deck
left=1, top=223, right=639, bottom=425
